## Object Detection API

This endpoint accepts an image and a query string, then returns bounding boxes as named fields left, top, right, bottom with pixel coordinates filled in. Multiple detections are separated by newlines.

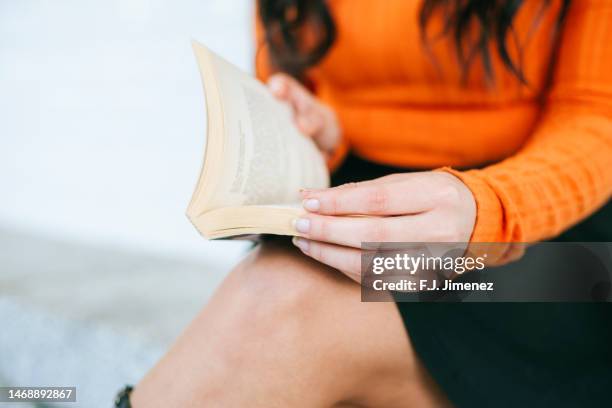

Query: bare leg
left=131, top=240, right=450, bottom=408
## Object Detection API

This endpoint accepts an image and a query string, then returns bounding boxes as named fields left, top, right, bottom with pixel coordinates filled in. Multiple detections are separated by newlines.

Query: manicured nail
left=268, top=78, right=284, bottom=94
left=293, top=218, right=310, bottom=233
left=302, top=198, right=320, bottom=212
left=292, top=236, right=310, bottom=252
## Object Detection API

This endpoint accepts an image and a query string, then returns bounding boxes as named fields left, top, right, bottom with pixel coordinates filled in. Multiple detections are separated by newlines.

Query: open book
left=186, top=41, right=330, bottom=239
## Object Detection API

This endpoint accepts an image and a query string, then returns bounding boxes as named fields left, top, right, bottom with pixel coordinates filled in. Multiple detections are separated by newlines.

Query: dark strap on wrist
left=114, top=385, right=133, bottom=408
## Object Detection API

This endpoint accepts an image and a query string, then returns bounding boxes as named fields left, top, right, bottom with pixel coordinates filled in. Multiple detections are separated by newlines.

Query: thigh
left=132, top=239, right=450, bottom=408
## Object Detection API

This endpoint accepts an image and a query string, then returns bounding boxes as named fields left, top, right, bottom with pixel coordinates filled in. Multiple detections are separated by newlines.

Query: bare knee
left=228, top=241, right=354, bottom=324
left=222, top=243, right=414, bottom=402
left=201, top=242, right=364, bottom=405
left=133, top=242, right=449, bottom=408
left=221, top=241, right=358, bottom=364
left=225, top=243, right=451, bottom=407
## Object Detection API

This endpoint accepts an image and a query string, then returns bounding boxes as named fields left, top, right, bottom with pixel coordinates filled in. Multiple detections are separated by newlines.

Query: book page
left=197, top=44, right=329, bottom=210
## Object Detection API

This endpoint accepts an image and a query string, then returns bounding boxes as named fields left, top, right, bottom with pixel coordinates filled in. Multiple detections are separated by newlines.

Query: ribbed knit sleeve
left=447, top=0, right=612, bottom=253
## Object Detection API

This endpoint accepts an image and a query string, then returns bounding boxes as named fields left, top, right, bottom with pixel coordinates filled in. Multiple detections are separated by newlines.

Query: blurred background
left=0, top=0, right=254, bottom=406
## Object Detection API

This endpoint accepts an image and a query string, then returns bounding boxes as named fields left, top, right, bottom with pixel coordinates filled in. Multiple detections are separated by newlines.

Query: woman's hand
left=291, top=172, right=477, bottom=282
left=268, top=73, right=341, bottom=157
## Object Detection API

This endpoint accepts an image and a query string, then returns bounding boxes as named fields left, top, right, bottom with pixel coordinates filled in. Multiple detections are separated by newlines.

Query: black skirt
left=331, top=154, right=612, bottom=408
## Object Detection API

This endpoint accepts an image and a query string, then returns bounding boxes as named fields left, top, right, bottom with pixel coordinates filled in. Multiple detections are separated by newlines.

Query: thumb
left=267, top=73, right=314, bottom=115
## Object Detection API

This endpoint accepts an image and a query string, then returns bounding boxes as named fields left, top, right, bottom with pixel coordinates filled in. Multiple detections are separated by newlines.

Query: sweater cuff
left=440, top=167, right=504, bottom=242
left=438, top=167, right=518, bottom=264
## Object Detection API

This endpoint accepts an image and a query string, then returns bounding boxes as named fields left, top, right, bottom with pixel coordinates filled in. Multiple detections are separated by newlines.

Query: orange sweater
left=256, top=0, right=612, bottom=245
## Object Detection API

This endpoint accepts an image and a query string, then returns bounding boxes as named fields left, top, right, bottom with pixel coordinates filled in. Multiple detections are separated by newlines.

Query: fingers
left=293, top=213, right=444, bottom=248
left=301, top=174, right=443, bottom=216
left=268, top=73, right=310, bottom=106
left=267, top=74, right=314, bottom=116
left=267, top=73, right=323, bottom=137
left=292, top=237, right=362, bottom=283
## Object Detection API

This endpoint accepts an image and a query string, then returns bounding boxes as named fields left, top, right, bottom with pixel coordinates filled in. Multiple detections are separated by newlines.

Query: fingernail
left=292, top=236, right=310, bottom=252
left=302, top=198, right=320, bottom=212
left=268, top=78, right=283, bottom=94
left=293, top=218, right=310, bottom=233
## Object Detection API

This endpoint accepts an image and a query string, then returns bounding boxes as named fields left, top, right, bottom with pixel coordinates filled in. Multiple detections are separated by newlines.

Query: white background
left=0, top=0, right=256, bottom=266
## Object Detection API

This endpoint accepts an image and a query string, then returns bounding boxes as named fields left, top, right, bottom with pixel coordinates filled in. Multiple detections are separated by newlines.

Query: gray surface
left=0, top=227, right=237, bottom=407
